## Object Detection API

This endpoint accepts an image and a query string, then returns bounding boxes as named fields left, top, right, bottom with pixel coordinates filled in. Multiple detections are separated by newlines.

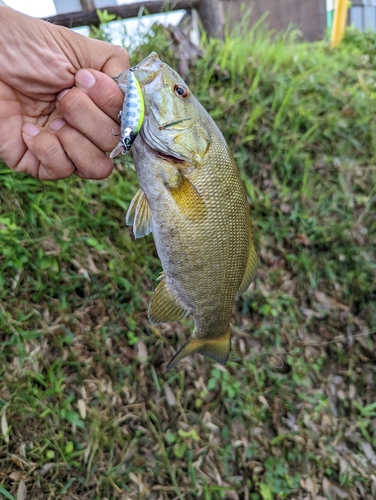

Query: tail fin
left=166, top=328, right=231, bottom=370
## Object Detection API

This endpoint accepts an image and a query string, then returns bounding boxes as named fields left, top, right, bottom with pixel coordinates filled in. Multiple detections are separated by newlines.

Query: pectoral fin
left=126, top=189, right=153, bottom=238
left=169, top=176, right=206, bottom=219
left=149, top=278, right=190, bottom=324
left=166, top=328, right=231, bottom=370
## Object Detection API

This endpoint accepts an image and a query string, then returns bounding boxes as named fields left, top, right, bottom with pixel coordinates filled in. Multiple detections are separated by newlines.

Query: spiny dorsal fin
left=166, top=328, right=231, bottom=370
left=149, top=278, right=190, bottom=324
left=126, top=189, right=153, bottom=238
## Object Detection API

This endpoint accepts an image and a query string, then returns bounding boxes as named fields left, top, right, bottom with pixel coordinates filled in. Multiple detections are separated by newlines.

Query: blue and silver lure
left=110, top=68, right=145, bottom=158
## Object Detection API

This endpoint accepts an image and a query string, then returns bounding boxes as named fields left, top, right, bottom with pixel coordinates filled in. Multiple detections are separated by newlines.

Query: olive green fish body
left=125, top=53, right=257, bottom=369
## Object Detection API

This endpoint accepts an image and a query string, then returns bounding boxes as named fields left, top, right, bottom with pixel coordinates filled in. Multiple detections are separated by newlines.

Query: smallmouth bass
left=117, top=53, right=257, bottom=369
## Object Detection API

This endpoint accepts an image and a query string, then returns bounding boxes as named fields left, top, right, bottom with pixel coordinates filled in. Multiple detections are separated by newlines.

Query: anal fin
left=126, top=189, right=153, bottom=238
left=149, top=278, right=190, bottom=324
left=167, top=328, right=231, bottom=370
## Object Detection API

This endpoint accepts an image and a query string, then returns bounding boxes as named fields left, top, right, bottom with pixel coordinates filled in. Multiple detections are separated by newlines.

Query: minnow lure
left=110, top=68, right=145, bottom=158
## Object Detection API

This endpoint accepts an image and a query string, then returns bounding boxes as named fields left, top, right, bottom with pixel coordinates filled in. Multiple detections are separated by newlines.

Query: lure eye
left=174, top=84, right=189, bottom=99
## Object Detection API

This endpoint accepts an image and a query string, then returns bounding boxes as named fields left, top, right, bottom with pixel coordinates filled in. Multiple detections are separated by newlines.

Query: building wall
left=222, top=0, right=327, bottom=41
left=349, top=0, right=376, bottom=31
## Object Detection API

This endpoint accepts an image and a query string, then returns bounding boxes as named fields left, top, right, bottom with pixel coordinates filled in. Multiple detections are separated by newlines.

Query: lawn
left=0, top=20, right=375, bottom=500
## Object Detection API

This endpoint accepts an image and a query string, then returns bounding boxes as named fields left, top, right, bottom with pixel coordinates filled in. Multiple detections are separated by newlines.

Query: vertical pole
left=80, top=0, right=95, bottom=10
left=197, top=0, right=224, bottom=40
left=331, top=0, right=348, bottom=47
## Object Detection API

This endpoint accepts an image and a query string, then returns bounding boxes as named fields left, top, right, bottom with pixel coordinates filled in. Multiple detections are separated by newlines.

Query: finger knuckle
left=105, top=89, right=122, bottom=114
left=90, top=156, right=113, bottom=180
left=43, top=140, right=62, bottom=162
left=42, top=142, right=73, bottom=177
left=112, top=45, right=129, bottom=63
left=59, top=88, right=85, bottom=116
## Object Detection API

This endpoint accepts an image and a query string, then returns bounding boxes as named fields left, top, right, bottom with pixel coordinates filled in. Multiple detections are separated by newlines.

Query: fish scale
left=122, top=53, right=257, bottom=369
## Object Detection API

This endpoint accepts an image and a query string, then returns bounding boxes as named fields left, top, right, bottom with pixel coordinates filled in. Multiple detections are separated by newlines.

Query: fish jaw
left=114, top=69, right=129, bottom=90
left=114, top=52, right=164, bottom=89
left=131, top=52, right=164, bottom=86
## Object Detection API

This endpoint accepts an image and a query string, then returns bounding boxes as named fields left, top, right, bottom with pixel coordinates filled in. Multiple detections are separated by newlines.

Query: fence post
left=80, top=0, right=95, bottom=9
left=196, top=0, right=224, bottom=39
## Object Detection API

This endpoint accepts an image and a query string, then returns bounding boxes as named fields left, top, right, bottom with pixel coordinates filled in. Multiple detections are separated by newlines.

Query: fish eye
left=174, top=84, right=189, bottom=99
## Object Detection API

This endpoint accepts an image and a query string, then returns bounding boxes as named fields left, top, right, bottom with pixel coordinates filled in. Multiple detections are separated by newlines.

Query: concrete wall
left=350, top=0, right=376, bottom=31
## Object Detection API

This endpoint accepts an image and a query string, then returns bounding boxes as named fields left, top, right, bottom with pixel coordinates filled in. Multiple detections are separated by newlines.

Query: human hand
left=0, top=6, right=128, bottom=180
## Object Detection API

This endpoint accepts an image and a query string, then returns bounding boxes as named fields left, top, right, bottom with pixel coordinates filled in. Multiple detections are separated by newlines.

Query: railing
left=43, top=0, right=224, bottom=39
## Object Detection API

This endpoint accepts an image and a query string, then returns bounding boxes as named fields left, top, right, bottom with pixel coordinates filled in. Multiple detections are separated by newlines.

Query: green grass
left=1, top=21, right=376, bottom=500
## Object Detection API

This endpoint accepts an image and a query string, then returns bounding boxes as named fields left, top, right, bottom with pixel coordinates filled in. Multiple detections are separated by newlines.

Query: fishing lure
left=110, top=68, right=145, bottom=158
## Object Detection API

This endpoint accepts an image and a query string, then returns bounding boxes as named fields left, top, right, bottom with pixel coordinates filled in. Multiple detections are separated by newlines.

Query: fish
left=110, top=68, right=145, bottom=158
left=122, top=52, right=257, bottom=369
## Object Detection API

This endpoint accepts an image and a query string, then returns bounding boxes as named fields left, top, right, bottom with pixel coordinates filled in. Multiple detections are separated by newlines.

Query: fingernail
left=76, top=69, right=96, bottom=89
left=57, top=88, right=70, bottom=101
left=23, top=123, right=40, bottom=137
left=49, top=118, right=66, bottom=131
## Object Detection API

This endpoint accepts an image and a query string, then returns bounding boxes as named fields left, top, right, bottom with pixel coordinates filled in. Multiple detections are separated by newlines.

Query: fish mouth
left=143, top=139, right=185, bottom=164
left=156, top=151, right=185, bottom=163
left=115, top=52, right=163, bottom=89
